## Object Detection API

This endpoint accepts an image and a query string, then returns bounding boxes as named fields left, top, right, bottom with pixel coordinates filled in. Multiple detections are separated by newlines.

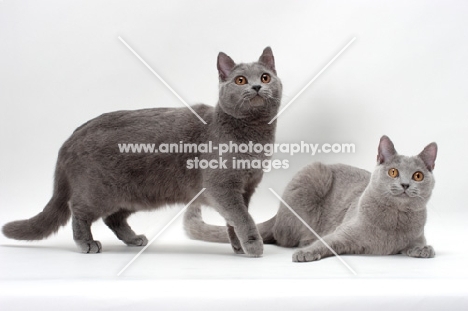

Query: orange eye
left=388, top=168, right=399, bottom=178
left=412, top=171, right=424, bottom=181
left=261, top=73, right=271, bottom=83
left=235, top=76, right=247, bottom=85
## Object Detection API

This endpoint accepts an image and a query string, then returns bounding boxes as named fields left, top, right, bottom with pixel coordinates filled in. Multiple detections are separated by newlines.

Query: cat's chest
left=359, top=209, right=424, bottom=251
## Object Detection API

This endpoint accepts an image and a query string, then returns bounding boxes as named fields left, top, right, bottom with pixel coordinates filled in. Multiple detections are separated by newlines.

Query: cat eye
left=388, top=168, right=399, bottom=178
left=261, top=73, right=271, bottom=83
left=412, top=171, right=424, bottom=181
left=235, top=76, right=247, bottom=85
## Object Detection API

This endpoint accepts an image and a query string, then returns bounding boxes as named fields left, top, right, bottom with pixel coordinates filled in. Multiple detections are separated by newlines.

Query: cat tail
left=2, top=167, right=71, bottom=240
left=183, top=205, right=277, bottom=244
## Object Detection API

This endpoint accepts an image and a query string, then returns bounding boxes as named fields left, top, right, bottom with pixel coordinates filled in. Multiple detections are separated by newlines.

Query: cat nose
left=252, top=85, right=261, bottom=92
left=401, top=183, right=410, bottom=190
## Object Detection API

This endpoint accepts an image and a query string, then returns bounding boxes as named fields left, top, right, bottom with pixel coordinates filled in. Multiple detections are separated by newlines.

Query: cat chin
left=249, top=95, right=265, bottom=107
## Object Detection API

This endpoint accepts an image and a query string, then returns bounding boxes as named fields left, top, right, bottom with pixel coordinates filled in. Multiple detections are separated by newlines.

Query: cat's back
left=63, top=104, right=213, bottom=151
left=328, top=163, right=371, bottom=188
left=73, top=104, right=213, bottom=136
left=286, top=162, right=369, bottom=200
left=326, top=163, right=370, bottom=201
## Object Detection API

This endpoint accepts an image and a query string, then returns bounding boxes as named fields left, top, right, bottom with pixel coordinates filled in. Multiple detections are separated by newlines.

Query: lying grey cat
left=3, top=47, right=282, bottom=256
left=185, top=136, right=437, bottom=262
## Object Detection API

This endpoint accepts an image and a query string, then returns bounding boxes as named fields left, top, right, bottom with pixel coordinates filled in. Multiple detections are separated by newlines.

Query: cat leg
left=292, top=230, right=361, bottom=262
left=72, top=215, right=102, bottom=254
left=298, top=238, right=316, bottom=247
left=224, top=182, right=257, bottom=254
left=103, top=209, right=148, bottom=247
left=297, top=229, right=322, bottom=247
left=404, top=236, right=435, bottom=258
left=206, top=187, right=263, bottom=257
left=227, top=225, right=244, bottom=254
left=229, top=213, right=263, bottom=257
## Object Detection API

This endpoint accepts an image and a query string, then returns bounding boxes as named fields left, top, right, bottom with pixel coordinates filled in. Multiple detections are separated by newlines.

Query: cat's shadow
left=1, top=243, right=76, bottom=253
left=105, top=243, right=234, bottom=257
left=0, top=242, right=251, bottom=257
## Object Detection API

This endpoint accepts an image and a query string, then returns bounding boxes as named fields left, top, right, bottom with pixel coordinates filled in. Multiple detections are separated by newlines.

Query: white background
left=1, top=0, right=468, bottom=310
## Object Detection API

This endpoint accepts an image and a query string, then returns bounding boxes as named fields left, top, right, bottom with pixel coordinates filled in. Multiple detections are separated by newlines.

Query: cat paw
left=77, top=240, right=102, bottom=254
left=231, top=244, right=245, bottom=254
left=242, top=239, right=263, bottom=257
left=124, top=235, right=148, bottom=247
left=406, top=245, right=435, bottom=258
left=228, top=235, right=245, bottom=254
left=292, top=249, right=321, bottom=262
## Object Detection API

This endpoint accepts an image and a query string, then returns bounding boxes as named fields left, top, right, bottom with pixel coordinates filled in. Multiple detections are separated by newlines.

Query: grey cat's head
left=217, top=47, right=282, bottom=119
left=371, top=135, right=437, bottom=203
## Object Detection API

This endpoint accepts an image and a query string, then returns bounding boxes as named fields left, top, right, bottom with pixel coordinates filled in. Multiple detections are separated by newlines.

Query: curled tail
left=2, top=169, right=71, bottom=240
left=183, top=205, right=277, bottom=244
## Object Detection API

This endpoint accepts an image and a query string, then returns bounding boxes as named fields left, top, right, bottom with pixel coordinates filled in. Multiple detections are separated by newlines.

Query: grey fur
left=185, top=136, right=437, bottom=262
left=3, top=47, right=282, bottom=256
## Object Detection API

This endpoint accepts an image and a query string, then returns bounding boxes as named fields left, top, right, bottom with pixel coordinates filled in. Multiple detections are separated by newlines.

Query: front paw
left=293, top=249, right=322, bottom=262
left=242, top=239, right=263, bottom=258
left=406, top=245, right=435, bottom=258
left=77, top=240, right=102, bottom=254
left=231, top=243, right=245, bottom=254
left=125, top=234, right=148, bottom=247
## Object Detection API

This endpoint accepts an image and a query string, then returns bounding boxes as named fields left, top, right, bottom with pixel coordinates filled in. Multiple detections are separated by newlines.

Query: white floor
left=1, top=206, right=467, bottom=310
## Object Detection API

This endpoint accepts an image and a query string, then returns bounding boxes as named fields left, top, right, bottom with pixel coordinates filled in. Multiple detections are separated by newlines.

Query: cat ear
left=217, top=52, right=236, bottom=82
left=377, top=135, right=397, bottom=164
left=258, top=46, right=276, bottom=74
left=418, top=142, right=437, bottom=171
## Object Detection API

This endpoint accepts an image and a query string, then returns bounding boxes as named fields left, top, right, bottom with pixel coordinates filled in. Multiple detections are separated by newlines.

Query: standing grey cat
left=185, top=136, right=437, bottom=262
left=3, top=47, right=282, bottom=256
